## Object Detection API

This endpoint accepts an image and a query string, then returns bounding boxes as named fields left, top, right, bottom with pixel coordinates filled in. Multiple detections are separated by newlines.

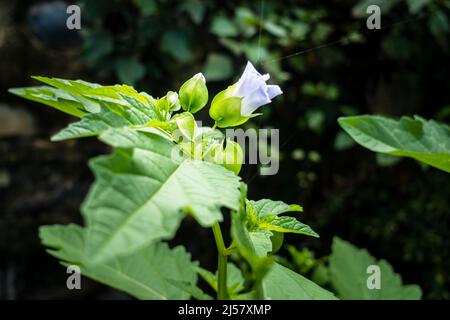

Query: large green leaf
left=23, top=77, right=167, bottom=141
left=83, top=128, right=241, bottom=262
left=261, top=262, right=337, bottom=300
left=338, top=115, right=450, bottom=173
left=40, top=224, right=198, bottom=300
left=52, top=95, right=166, bottom=141
left=329, top=237, right=422, bottom=300
left=8, top=86, right=86, bottom=117
left=9, top=77, right=156, bottom=119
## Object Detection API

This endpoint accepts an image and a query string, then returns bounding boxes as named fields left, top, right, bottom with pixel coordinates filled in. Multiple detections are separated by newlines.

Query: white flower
left=232, top=61, right=283, bottom=116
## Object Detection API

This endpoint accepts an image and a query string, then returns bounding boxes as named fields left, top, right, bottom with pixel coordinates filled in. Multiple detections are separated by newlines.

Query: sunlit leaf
left=83, top=128, right=241, bottom=262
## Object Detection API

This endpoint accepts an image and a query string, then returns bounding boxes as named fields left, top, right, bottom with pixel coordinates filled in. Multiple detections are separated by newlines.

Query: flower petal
left=267, top=85, right=283, bottom=99
left=241, top=86, right=271, bottom=116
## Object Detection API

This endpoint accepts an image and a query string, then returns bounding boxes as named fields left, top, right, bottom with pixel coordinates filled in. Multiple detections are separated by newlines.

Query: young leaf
left=246, top=199, right=318, bottom=238
left=329, top=237, right=422, bottom=300
left=82, top=129, right=241, bottom=262
left=249, top=199, right=303, bottom=218
left=338, top=115, right=450, bottom=173
left=261, top=262, right=337, bottom=300
left=40, top=224, right=199, bottom=300
left=258, top=216, right=319, bottom=237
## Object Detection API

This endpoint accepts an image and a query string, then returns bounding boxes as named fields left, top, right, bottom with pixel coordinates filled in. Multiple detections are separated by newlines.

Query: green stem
left=212, top=123, right=218, bottom=130
left=212, top=222, right=228, bottom=300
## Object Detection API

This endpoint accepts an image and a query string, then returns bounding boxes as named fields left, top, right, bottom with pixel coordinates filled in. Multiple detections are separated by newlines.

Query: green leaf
left=249, top=199, right=303, bottom=218
left=248, top=229, right=273, bottom=257
left=261, top=262, right=337, bottom=300
left=203, top=53, right=233, bottom=81
left=166, top=279, right=213, bottom=300
left=161, top=30, right=193, bottom=63
left=83, top=129, right=241, bottom=262
left=52, top=94, right=162, bottom=141
left=334, top=131, right=355, bottom=151
left=429, top=11, right=450, bottom=37
left=258, top=216, right=319, bottom=237
left=407, top=0, right=431, bottom=14
left=246, top=199, right=317, bottom=237
left=115, top=57, right=146, bottom=86
left=210, top=16, right=239, bottom=37
left=376, top=153, right=401, bottom=167
left=52, top=106, right=127, bottom=141
left=133, top=0, right=157, bottom=16
left=329, top=237, right=422, bottom=300
left=263, top=21, right=288, bottom=38
left=180, top=0, right=205, bottom=24
left=352, top=0, right=401, bottom=18
left=197, top=263, right=245, bottom=297
left=231, top=209, right=273, bottom=274
left=239, top=199, right=317, bottom=260
left=8, top=86, right=85, bottom=117
left=81, top=30, right=113, bottom=62
left=20, top=77, right=169, bottom=141
left=40, top=224, right=198, bottom=300
left=32, top=76, right=149, bottom=106
left=338, top=115, right=450, bottom=173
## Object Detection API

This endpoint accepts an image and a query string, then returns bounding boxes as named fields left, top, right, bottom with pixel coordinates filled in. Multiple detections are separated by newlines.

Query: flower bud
left=156, top=91, right=181, bottom=114
left=179, top=73, right=208, bottom=113
left=210, top=140, right=243, bottom=175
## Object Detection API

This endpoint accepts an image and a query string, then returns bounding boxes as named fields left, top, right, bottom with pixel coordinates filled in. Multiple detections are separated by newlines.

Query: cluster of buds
left=172, top=61, right=282, bottom=175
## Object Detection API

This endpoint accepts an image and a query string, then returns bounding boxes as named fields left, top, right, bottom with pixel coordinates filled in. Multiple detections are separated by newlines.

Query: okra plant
left=10, top=62, right=337, bottom=300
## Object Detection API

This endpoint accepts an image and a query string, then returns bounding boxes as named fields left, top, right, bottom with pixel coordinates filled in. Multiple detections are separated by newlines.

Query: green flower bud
left=179, top=73, right=208, bottom=113
left=210, top=140, right=243, bottom=175
left=156, top=91, right=181, bottom=114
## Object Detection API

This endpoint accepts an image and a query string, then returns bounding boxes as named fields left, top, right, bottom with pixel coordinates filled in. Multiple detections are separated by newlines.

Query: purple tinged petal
left=267, top=85, right=283, bottom=99
left=241, top=86, right=271, bottom=116
left=230, top=61, right=283, bottom=116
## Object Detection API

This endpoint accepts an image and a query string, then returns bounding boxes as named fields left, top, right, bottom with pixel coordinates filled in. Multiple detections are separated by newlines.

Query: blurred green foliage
left=77, top=0, right=450, bottom=298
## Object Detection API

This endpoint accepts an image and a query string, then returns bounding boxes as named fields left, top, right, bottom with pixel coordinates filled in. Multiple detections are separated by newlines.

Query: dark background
left=1, top=0, right=449, bottom=299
